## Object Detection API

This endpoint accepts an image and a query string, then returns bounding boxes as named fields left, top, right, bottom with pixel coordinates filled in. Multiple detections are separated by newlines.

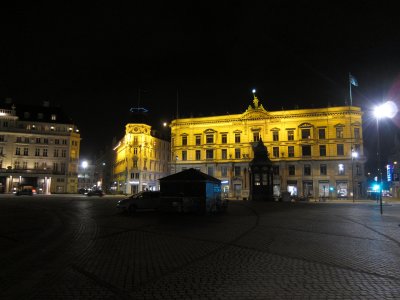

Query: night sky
left=1, top=2, right=400, bottom=172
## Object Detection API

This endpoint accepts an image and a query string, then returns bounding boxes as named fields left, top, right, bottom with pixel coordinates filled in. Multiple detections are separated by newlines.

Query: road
left=0, top=194, right=400, bottom=299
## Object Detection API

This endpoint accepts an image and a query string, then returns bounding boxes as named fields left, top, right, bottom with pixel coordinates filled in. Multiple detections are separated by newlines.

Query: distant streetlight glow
left=81, top=160, right=89, bottom=190
left=252, top=89, right=256, bottom=94
left=163, top=122, right=167, bottom=127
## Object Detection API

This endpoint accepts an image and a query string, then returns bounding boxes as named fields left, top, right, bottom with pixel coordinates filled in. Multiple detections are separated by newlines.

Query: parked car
left=86, top=190, right=104, bottom=197
left=78, top=188, right=88, bottom=194
left=117, top=191, right=161, bottom=213
left=15, top=188, right=34, bottom=196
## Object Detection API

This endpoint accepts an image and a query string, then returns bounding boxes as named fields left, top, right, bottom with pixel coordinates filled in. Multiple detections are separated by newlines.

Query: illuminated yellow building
left=113, top=123, right=170, bottom=194
left=170, top=95, right=366, bottom=200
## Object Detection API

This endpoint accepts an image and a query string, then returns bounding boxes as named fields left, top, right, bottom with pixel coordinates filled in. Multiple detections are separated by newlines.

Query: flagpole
left=349, top=72, right=352, bottom=106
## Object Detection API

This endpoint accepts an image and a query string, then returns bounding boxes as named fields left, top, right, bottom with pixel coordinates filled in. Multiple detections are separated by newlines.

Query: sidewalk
left=312, top=196, right=400, bottom=203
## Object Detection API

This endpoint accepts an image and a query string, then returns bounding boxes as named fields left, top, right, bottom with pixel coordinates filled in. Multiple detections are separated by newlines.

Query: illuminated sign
left=387, top=164, right=393, bottom=182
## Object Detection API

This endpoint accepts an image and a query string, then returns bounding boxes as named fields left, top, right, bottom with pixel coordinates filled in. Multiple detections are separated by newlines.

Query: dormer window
left=51, top=114, right=57, bottom=120
left=37, top=113, right=43, bottom=120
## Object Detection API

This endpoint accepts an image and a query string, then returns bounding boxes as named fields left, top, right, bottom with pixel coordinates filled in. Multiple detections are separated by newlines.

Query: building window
left=288, top=146, right=294, bottom=157
left=206, top=149, right=214, bottom=159
left=35, top=148, right=40, bottom=156
left=54, top=149, right=59, bottom=157
left=319, top=145, right=326, bottom=157
left=304, top=164, right=311, bottom=176
left=338, top=163, right=345, bottom=175
left=337, top=144, right=344, bottom=156
left=318, top=128, right=326, bottom=139
left=61, top=163, right=66, bottom=173
left=182, top=136, right=187, bottom=146
left=43, top=149, right=48, bottom=157
left=221, top=134, right=227, bottom=144
left=288, top=165, right=295, bottom=176
left=195, top=150, right=201, bottom=160
left=221, top=166, right=228, bottom=177
left=23, top=162, right=28, bottom=169
left=336, top=127, right=344, bottom=138
left=44, top=138, right=48, bottom=144
left=234, top=166, right=241, bottom=176
left=34, top=162, right=39, bottom=169
left=273, top=131, right=279, bottom=141
left=16, top=137, right=22, bottom=143
left=15, top=147, right=21, bottom=155
left=195, top=135, right=201, bottom=145
left=51, top=114, right=57, bottom=120
left=61, top=149, right=66, bottom=157
left=55, top=139, right=59, bottom=144
left=182, top=150, right=187, bottom=161
left=273, top=166, right=279, bottom=175
left=235, top=133, right=240, bottom=143
left=272, top=147, right=279, bottom=158
left=36, top=138, right=41, bottom=143
left=0, top=147, right=2, bottom=155
left=133, top=136, right=138, bottom=145
left=288, top=130, right=294, bottom=141
left=221, top=149, right=227, bottom=159
left=206, top=134, right=214, bottom=144
left=235, top=148, right=241, bottom=159
left=14, top=161, right=20, bottom=169
left=320, top=164, right=327, bottom=175
left=253, top=132, right=260, bottom=142
left=23, top=148, right=29, bottom=156
left=53, top=163, right=58, bottom=171
left=24, top=137, right=29, bottom=143
left=62, top=139, right=67, bottom=145
left=301, top=129, right=311, bottom=139
left=302, top=145, right=311, bottom=156
left=0, top=135, right=4, bottom=142
left=354, top=128, right=360, bottom=139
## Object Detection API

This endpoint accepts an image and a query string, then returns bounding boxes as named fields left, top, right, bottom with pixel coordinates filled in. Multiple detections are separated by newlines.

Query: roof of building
left=1, top=100, right=75, bottom=124
left=159, top=168, right=221, bottom=183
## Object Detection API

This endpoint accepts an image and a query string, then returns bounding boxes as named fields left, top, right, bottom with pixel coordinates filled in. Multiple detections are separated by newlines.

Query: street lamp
left=373, top=101, right=398, bottom=214
left=81, top=160, right=88, bottom=190
left=351, top=149, right=358, bottom=203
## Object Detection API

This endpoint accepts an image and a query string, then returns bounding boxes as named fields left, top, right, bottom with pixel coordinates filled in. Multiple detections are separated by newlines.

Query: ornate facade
left=0, top=100, right=80, bottom=194
left=170, top=95, right=366, bottom=200
left=113, top=123, right=170, bottom=194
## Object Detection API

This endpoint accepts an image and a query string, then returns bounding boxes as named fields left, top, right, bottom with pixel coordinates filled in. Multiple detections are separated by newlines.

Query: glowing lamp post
left=351, top=150, right=358, bottom=203
left=81, top=160, right=88, bottom=189
left=373, top=101, right=398, bottom=214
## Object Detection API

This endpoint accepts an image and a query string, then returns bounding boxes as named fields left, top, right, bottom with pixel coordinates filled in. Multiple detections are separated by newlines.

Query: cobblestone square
left=1, top=195, right=399, bottom=299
